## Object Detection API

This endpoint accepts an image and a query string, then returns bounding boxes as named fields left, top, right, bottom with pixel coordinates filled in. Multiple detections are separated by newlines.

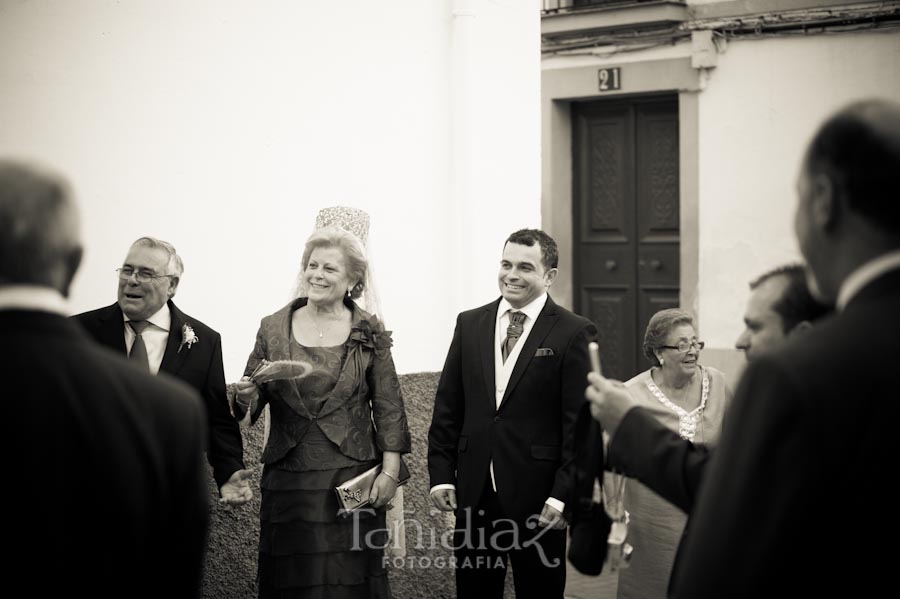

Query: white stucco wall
left=697, top=30, right=900, bottom=349
left=0, top=0, right=541, bottom=376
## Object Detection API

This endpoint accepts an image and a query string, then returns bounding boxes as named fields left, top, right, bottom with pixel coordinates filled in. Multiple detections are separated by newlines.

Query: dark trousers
left=454, top=482, right=566, bottom=599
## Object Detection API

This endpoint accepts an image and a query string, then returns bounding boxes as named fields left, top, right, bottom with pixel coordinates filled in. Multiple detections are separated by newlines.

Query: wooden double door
left=573, top=95, right=680, bottom=381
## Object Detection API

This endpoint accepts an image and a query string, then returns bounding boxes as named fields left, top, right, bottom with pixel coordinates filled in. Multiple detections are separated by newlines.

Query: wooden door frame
left=541, top=58, right=702, bottom=322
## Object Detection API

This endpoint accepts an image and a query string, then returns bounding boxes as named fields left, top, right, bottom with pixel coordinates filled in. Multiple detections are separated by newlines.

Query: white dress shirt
left=0, top=285, right=68, bottom=314
left=123, top=304, right=171, bottom=375
left=431, top=292, right=565, bottom=515
left=493, top=293, right=548, bottom=407
left=836, top=250, right=900, bottom=311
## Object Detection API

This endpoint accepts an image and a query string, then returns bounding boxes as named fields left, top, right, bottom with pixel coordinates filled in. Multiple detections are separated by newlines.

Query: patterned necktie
left=128, top=320, right=150, bottom=372
left=502, top=311, right=527, bottom=363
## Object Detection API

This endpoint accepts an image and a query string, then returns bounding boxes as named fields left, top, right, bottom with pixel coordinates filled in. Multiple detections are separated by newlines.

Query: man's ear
left=60, top=246, right=83, bottom=298
left=809, top=173, right=840, bottom=232
left=788, top=320, right=813, bottom=337
left=544, top=267, right=559, bottom=287
left=167, top=276, right=180, bottom=299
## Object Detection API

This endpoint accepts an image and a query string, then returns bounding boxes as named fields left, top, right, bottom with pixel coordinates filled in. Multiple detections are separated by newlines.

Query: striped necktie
left=502, top=311, right=527, bottom=363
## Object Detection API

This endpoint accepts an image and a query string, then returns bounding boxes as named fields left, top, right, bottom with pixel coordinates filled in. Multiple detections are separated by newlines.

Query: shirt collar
left=498, top=292, right=548, bottom=322
left=122, top=301, right=172, bottom=332
left=0, top=285, right=68, bottom=315
left=836, top=250, right=900, bottom=311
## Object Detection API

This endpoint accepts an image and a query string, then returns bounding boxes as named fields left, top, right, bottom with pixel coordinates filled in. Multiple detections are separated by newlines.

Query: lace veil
left=292, top=206, right=384, bottom=321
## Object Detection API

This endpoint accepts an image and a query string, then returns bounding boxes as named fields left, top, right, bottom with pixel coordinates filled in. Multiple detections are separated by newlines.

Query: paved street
left=565, top=552, right=618, bottom=599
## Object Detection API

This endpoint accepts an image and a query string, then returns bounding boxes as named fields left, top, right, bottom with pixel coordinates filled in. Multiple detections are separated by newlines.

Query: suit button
left=493, top=416, right=500, bottom=423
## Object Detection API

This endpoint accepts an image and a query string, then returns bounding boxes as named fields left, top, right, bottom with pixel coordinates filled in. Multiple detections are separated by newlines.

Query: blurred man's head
left=735, top=264, right=831, bottom=361
left=0, top=161, right=82, bottom=297
left=794, top=99, right=900, bottom=304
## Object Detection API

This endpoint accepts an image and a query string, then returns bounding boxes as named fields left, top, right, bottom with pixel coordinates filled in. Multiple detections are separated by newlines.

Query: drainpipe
left=449, top=0, right=475, bottom=313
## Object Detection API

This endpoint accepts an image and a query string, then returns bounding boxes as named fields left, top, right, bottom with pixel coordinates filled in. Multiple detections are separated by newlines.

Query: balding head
left=804, top=99, right=900, bottom=234
left=0, top=161, right=82, bottom=296
left=795, top=99, right=900, bottom=303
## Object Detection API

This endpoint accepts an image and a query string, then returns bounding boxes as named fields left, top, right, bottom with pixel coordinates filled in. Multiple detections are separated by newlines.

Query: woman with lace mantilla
left=232, top=225, right=411, bottom=599
left=616, top=309, right=732, bottom=599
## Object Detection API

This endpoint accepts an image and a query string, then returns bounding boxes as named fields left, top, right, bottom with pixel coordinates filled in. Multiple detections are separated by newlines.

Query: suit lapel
left=97, top=303, right=128, bottom=355
left=479, top=301, right=499, bottom=406
left=497, top=298, right=558, bottom=412
left=159, top=300, right=189, bottom=377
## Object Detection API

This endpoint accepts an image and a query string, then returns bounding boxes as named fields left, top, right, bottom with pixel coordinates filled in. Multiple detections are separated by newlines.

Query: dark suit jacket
left=428, top=296, right=597, bottom=522
left=73, top=300, right=244, bottom=488
left=6, top=309, right=208, bottom=598
left=642, top=267, right=900, bottom=598
left=608, top=407, right=712, bottom=513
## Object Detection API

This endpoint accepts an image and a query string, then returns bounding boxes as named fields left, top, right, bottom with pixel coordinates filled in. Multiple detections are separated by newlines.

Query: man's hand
left=537, top=503, right=567, bottom=529
left=585, top=371, right=634, bottom=438
left=219, top=469, right=253, bottom=506
left=431, top=488, right=457, bottom=512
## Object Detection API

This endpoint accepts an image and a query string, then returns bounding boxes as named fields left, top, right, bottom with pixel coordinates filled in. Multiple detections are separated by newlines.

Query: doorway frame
left=541, top=57, right=702, bottom=320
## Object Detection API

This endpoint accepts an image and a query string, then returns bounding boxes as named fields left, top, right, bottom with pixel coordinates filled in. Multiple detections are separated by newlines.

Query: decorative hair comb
left=315, top=206, right=370, bottom=246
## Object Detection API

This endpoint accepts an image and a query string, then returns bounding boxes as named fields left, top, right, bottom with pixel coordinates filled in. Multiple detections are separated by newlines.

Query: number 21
left=599, top=68, right=620, bottom=91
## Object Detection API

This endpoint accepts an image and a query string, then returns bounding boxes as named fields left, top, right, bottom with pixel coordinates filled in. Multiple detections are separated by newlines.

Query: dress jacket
left=73, top=300, right=244, bottom=488
left=428, top=295, right=597, bottom=522
left=9, top=310, right=208, bottom=598
left=245, top=297, right=411, bottom=465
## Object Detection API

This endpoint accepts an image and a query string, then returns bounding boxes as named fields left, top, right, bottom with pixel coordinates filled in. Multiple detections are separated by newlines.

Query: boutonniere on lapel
left=178, top=323, right=199, bottom=353
left=347, top=316, right=393, bottom=353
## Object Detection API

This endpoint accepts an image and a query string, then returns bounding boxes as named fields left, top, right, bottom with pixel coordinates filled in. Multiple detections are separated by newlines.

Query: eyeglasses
left=116, top=267, right=174, bottom=284
left=659, top=340, right=705, bottom=353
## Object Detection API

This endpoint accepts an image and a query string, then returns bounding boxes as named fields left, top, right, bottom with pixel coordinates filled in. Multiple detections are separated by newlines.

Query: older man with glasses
left=74, top=237, right=252, bottom=506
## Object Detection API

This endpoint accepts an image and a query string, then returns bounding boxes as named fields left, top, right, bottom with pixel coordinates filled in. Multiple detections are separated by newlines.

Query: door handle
left=605, top=259, right=617, bottom=271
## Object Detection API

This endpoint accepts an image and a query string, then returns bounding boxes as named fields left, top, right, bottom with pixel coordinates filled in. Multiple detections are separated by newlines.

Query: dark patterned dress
left=247, top=299, right=410, bottom=599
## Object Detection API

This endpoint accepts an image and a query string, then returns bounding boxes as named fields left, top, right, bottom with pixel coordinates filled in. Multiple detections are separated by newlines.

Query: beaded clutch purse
left=335, top=460, right=410, bottom=513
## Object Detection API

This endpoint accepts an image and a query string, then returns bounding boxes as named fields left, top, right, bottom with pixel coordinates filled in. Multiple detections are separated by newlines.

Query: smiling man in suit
left=428, top=229, right=597, bottom=599
left=74, top=237, right=252, bottom=505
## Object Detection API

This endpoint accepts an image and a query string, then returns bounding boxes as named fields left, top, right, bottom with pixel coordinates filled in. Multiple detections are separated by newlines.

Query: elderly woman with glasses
left=615, top=308, right=732, bottom=599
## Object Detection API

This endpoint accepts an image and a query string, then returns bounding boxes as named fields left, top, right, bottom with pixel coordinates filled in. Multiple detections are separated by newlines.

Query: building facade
left=541, top=0, right=900, bottom=381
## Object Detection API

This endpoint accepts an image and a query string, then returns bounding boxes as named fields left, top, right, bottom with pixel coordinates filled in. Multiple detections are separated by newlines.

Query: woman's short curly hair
left=300, top=226, right=368, bottom=299
left=642, top=308, right=695, bottom=366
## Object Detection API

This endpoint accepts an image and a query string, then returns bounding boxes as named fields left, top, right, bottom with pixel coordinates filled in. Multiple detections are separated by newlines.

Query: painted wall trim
left=688, top=0, right=877, bottom=20
left=679, top=91, right=700, bottom=322
left=542, top=2, right=688, bottom=37
left=542, top=57, right=702, bottom=101
left=542, top=56, right=701, bottom=311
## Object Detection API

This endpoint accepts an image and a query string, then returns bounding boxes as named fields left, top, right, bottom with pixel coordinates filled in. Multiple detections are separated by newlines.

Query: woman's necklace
left=308, top=308, right=338, bottom=339
left=646, top=368, right=709, bottom=442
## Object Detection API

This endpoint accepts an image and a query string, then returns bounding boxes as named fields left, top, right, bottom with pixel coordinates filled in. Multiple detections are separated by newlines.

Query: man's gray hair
left=130, top=237, right=184, bottom=278
left=0, top=161, right=80, bottom=288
